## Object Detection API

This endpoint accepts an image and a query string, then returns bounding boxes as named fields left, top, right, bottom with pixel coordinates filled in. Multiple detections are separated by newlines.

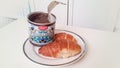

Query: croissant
left=54, top=33, right=77, bottom=43
left=38, top=33, right=81, bottom=58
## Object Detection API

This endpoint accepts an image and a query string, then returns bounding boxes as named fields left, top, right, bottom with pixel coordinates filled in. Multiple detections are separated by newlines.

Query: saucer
left=23, top=29, right=87, bottom=66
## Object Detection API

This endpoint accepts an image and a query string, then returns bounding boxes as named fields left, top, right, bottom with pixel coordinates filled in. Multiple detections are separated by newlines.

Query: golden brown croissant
left=38, top=33, right=81, bottom=58
left=55, top=33, right=77, bottom=43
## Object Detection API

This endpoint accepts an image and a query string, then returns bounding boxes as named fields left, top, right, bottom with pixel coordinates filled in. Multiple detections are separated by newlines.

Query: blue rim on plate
left=23, top=29, right=87, bottom=66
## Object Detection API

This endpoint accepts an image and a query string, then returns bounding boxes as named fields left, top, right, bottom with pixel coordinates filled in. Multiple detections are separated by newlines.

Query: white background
left=0, top=0, right=120, bottom=32
left=69, top=0, right=120, bottom=31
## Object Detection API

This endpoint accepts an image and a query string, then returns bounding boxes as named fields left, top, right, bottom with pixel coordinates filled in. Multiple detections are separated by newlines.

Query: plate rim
left=23, top=29, right=87, bottom=66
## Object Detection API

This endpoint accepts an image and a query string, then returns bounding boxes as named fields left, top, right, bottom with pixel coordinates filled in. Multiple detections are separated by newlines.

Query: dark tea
left=27, top=12, right=56, bottom=46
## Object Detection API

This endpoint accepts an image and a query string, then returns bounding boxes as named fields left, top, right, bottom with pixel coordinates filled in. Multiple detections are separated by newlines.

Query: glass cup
left=27, top=12, right=56, bottom=46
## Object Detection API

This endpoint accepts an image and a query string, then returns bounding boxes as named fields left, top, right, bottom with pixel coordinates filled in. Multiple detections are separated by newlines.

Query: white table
left=0, top=19, right=120, bottom=68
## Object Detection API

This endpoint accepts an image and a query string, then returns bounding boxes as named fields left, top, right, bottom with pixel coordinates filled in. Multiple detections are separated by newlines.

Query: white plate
left=23, top=29, right=87, bottom=66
